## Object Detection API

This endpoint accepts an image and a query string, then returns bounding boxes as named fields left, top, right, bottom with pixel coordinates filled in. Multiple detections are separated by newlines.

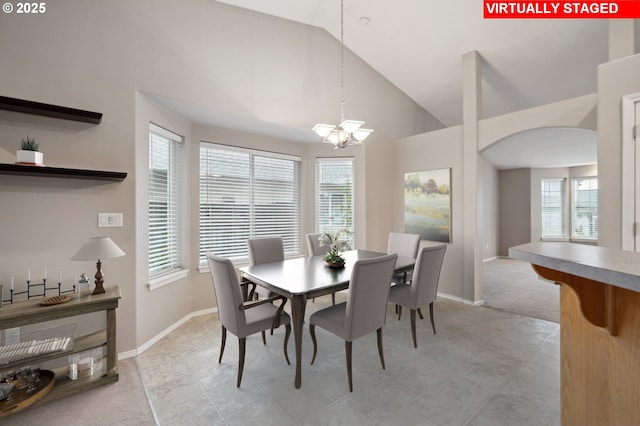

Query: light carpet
left=2, top=358, right=156, bottom=425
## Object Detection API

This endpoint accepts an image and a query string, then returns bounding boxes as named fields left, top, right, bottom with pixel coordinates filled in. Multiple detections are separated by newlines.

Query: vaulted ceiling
left=203, top=1, right=611, bottom=168
left=216, top=0, right=608, bottom=128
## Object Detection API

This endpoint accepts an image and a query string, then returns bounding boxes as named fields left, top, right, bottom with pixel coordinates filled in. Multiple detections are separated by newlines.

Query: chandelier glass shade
left=312, top=0, right=373, bottom=149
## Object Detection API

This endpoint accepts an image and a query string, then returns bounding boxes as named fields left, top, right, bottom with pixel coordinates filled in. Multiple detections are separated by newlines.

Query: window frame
left=198, top=142, right=302, bottom=266
left=540, top=177, right=567, bottom=240
left=571, top=176, right=598, bottom=241
left=315, top=157, right=355, bottom=246
left=147, top=123, right=188, bottom=290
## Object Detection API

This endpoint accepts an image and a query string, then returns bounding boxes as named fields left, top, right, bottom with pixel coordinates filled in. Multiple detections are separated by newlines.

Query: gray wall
left=498, top=169, right=531, bottom=256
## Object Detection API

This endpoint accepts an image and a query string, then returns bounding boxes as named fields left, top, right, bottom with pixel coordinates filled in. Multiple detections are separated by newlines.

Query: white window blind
left=572, top=177, right=598, bottom=239
left=199, top=143, right=301, bottom=264
left=315, top=158, right=354, bottom=245
left=541, top=178, right=566, bottom=239
left=149, top=124, right=184, bottom=277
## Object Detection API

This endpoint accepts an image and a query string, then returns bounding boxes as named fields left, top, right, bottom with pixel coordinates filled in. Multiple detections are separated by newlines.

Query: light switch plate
left=98, top=213, right=123, bottom=227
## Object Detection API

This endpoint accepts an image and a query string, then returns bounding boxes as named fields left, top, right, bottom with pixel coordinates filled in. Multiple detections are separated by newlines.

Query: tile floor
left=136, top=293, right=560, bottom=426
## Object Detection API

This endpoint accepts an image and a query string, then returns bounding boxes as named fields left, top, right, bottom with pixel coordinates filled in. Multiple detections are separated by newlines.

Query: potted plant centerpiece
left=16, top=135, right=44, bottom=166
left=319, top=228, right=352, bottom=268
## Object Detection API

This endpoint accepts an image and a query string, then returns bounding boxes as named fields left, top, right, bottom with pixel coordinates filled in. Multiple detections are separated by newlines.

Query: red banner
left=484, top=1, right=640, bottom=18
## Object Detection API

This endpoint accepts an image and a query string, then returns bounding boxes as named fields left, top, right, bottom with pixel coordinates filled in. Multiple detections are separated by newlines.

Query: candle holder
left=2, top=278, right=75, bottom=305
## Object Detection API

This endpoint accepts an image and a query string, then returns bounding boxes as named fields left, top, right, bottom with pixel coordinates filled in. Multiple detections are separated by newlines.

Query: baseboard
left=118, top=307, right=218, bottom=360
left=482, top=256, right=498, bottom=263
left=437, top=291, right=484, bottom=306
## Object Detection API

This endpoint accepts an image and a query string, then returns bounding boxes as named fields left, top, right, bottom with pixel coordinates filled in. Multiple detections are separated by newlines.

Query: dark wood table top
left=239, top=250, right=415, bottom=298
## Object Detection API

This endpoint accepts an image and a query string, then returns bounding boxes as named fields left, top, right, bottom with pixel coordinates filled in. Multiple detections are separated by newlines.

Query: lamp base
left=93, top=260, right=106, bottom=294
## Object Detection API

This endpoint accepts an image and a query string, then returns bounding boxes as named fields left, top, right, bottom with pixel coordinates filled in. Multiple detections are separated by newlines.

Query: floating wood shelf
left=0, top=96, right=102, bottom=124
left=0, top=163, right=126, bottom=181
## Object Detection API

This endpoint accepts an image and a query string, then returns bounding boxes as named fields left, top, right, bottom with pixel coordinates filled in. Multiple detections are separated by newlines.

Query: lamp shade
left=71, top=237, right=125, bottom=261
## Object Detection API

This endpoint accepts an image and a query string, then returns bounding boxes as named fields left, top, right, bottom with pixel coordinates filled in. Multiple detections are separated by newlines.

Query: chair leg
left=410, top=309, right=417, bottom=348
left=331, top=292, right=336, bottom=306
left=262, top=330, right=266, bottom=345
left=345, top=341, right=353, bottom=392
left=237, top=337, right=246, bottom=388
left=283, top=324, right=291, bottom=365
left=219, top=326, right=227, bottom=363
left=377, top=328, right=385, bottom=370
left=309, top=324, right=318, bottom=365
left=417, top=308, right=424, bottom=320
left=397, top=305, right=402, bottom=320
left=429, top=302, right=436, bottom=334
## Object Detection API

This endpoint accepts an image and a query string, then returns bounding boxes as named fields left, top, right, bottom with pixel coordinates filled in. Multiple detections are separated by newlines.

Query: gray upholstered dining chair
left=306, top=233, right=336, bottom=305
left=247, top=236, right=284, bottom=300
left=206, top=253, right=291, bottom=388
left=387, top=232, right=421, bottom=284
left=306, top=233, right=330, bottom=257
left=309, top=253, right=398, bottom=392
left=389, top=244, right=446, bottom=348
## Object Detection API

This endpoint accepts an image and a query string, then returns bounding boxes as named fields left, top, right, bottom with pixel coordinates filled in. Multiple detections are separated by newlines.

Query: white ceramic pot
left=16, top=150, right=44, bottom=165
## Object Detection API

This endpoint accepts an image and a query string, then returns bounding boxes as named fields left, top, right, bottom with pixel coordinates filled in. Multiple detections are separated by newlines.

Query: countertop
left=509, top=242, right=640, bottom=293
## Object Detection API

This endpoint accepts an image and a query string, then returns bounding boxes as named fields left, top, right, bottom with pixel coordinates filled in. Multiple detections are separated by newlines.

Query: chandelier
left=312, top=0, right=373, bottom=149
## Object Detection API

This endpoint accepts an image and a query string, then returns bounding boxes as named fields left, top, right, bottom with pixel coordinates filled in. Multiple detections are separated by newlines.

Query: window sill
left=148, top=269, right=189, bottom=291
left=540, top=237, right=569, bottom=242
left=570, top=238, right=598, bottom=245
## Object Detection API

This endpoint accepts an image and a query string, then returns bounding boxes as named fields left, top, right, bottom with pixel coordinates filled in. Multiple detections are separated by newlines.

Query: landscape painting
left=404, top=168, right=451, bottom=243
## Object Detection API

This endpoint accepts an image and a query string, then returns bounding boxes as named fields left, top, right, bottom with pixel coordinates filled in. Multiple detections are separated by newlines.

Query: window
left=572, top=177, right=598, bottom=239
left=148, top=124, right=185, bottom=279
left=541, top=178, right=566, bottom=239
left=199, top=143, right=301, bottom=264
left=315, top=158, right=354, bottom=245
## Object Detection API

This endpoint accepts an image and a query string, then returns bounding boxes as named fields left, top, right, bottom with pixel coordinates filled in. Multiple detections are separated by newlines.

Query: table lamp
left=71, top=237, right=125, bottom=294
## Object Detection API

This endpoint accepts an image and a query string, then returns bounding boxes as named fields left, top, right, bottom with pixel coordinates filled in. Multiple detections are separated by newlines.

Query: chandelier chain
left=311, top=0, right=373, bottom=148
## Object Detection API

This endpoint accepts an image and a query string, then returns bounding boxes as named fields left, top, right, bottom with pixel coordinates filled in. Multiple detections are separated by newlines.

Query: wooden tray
left=40, top=295, right=73, bottom=306
left=0, top=369, right=55, bottom=417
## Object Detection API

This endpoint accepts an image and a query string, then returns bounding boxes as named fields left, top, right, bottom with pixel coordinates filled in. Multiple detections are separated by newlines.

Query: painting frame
left=404, top=168, right=451, bottom=243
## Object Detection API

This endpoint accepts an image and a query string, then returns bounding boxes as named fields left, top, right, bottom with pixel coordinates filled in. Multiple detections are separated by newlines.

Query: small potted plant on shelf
left=16, top=135, right=44, bottom=166
left=319, top=228, right=352, bottom=268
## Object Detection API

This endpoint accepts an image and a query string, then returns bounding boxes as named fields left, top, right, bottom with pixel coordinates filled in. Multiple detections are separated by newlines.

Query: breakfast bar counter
left=509, top=242, right=640, bottom=426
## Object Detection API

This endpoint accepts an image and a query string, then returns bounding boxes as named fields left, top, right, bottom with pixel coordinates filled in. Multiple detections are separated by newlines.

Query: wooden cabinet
left=510, top=243, right=640, bottom=426
left=0, top=286, right=121, bottom=413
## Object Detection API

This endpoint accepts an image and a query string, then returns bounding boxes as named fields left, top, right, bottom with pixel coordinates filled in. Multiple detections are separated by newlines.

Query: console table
left=0, top=286, right=121, bottom=416
left=509, top=243, right=640, bottom=426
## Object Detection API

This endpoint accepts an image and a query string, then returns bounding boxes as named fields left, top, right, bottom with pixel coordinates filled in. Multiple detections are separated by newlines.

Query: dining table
left=239, top=249, right=415, bottom=389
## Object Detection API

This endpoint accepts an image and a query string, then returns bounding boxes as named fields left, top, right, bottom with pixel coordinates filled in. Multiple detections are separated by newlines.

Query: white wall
left=394, top=95, right=598, bottom=302
left=598, top=53, right=640, bottom=248
left=482, top=159, right=499, bottom=259
left=392, top=126, right=465, bottom=299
